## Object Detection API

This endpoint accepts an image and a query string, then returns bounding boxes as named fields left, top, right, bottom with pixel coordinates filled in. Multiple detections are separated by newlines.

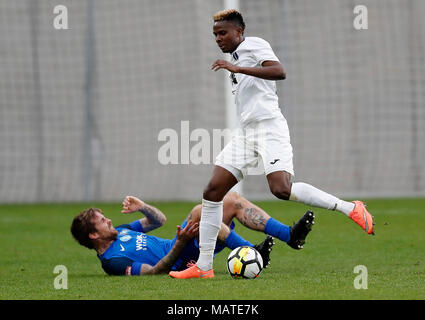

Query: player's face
left=213, top=21, right=243, bottom=53
left=90, top=211, right=118, bottom=241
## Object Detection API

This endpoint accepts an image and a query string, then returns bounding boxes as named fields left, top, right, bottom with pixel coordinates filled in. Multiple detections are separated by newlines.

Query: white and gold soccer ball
left=226, top=246, right=263, bottom=279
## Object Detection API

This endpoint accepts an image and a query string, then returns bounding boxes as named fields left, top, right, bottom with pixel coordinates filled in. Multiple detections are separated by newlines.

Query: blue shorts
left=169, top=219, right=235, bottom=271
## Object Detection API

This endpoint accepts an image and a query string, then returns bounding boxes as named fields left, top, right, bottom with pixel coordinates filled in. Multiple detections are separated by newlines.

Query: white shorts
left=215, top=116, right=294, bottom=182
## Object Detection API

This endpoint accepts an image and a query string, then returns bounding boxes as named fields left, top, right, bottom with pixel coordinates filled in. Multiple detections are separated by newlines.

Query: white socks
left=197, top=199, right=223, bottom=271
left=289, top=182, right=354, bottom=216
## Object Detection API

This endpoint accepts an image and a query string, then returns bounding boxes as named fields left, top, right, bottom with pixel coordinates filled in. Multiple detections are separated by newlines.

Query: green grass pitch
left=0, top=198, right=424, bottom=300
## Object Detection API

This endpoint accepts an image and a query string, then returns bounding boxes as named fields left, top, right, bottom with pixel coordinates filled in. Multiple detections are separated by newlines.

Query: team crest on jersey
left=120, top=235, right=132, bottom=242
left=232, top=52, right=239, bottom=60
left=119, top=229, right=129, bottom=235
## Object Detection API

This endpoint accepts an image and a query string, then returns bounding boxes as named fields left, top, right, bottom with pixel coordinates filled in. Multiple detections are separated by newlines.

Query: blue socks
left=264, top=217, right=291, bottom=243
left=225, top=230, right=253, bottom=249
left=224, top=218, right=291, bottom=249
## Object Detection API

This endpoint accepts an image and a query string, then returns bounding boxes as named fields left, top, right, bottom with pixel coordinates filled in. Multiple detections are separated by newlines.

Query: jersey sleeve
left=101, top=257, right=143, bottom=276
left=251, top=38, right=280, bottom=65
left=116, top=220, right=144, bottom=232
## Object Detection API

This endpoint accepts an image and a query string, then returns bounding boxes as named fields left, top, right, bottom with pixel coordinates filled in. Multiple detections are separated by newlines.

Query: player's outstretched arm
left=211, top=60, right=285, bottom=80
left=121, top=196, right=167, bottom=232
left=140, top=220, right=199, bottom=275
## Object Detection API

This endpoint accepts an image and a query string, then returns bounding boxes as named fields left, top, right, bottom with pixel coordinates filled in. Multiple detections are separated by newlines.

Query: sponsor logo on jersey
left=119, top=235, right=131, bottom=242
left=136, top=234, right=147, bottom=251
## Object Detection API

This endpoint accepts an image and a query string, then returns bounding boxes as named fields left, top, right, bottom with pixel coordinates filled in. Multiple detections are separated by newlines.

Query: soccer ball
left=226, top=246, right=263, bottom=279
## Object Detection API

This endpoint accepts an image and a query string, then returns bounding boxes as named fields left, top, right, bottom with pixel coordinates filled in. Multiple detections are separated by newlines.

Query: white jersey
left=230, top=37, right=284, bottom=126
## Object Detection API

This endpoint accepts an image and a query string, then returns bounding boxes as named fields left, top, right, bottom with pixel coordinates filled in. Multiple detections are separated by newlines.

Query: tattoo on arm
left=140, top=204, right=166, bottom=230
left=144, top=240, right=186, bottom=275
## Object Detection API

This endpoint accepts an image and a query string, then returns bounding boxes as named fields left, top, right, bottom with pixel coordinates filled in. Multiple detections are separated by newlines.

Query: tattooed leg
left=239, top=207, right=269, bottom=232
left=232, top=199, right=272, bottom=233
left=220, top=192, right=273, bottom=232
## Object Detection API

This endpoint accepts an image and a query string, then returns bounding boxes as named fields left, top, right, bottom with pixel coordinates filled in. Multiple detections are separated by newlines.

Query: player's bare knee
left=222, top=192, right=240, bottom=220
left=270, top=184, right=291, bottom=200
left=188, top=204, right=202, bottom=222
left=224, top=191, right=240, bottom=205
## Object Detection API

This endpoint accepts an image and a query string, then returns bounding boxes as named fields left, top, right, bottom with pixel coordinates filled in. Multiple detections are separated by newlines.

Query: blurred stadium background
left=0, top=0, right=424, bottom=203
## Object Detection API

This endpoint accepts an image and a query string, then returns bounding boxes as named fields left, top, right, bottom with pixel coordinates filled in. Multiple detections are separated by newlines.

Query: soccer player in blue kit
left=71, top=192, right=314, bottom=276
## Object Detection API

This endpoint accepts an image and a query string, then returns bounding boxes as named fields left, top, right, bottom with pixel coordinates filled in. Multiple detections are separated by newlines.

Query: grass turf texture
left=0, top=199, right=424, bottom=300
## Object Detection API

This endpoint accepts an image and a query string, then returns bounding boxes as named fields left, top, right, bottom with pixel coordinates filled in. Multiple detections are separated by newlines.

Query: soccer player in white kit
left=170, top=9, right=374, bottom=279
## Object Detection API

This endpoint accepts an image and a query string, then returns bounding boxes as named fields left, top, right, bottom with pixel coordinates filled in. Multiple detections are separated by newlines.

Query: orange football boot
left=349, top=201, right=375, bottom=235
left=169, top=263, right=214, bottom=279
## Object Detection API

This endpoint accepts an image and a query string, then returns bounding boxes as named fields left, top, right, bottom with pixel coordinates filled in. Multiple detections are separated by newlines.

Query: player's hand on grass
left=211, top=59, right=240, bottom=73
left=176, top=220, right=199, bottom=243
left=121, top=196, right=145, bottom=214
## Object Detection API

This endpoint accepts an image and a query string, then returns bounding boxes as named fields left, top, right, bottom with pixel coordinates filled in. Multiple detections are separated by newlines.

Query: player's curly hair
left=213, top=9, right=245, bottom=31
left=71, top=208, right=99, bottom=249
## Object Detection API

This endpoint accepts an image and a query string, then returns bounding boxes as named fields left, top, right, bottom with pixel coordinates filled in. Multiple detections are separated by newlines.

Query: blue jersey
left=97, top=219, right=232, bottom=276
